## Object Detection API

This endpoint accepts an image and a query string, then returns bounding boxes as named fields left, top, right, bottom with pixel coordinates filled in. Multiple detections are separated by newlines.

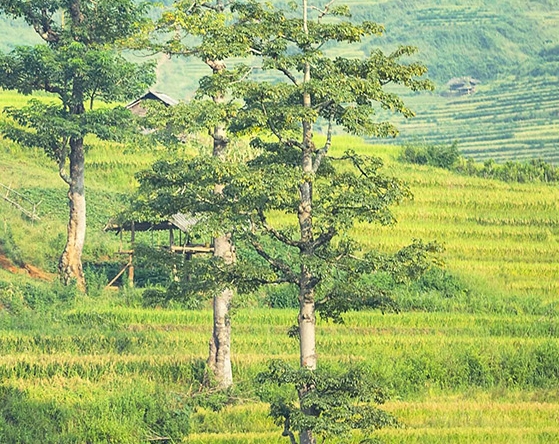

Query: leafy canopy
left=0, top=0, right=155, bottom=168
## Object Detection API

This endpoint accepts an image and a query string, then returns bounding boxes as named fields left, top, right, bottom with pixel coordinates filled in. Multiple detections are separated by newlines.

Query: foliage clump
left=257, top=360, right=398, bottom=444
left=400, top=142, right=559, bottom=183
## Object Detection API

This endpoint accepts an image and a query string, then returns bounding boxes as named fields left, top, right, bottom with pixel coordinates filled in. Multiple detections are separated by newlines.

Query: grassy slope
left=1, top=92, right=559, bottom=442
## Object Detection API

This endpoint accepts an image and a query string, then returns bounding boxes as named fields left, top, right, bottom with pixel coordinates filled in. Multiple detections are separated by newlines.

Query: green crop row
left=2, top=299, right=559, bottom=442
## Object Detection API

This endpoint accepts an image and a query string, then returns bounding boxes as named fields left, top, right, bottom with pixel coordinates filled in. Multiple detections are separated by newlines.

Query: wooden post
left=128, top=252, right=134, bottom=288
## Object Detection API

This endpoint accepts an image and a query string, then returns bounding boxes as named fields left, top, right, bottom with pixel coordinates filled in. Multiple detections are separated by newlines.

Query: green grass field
left=1, top=90, right=559, bottom=442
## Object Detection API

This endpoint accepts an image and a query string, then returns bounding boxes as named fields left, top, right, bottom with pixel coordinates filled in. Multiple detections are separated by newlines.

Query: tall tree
left=136, top=0, right=253, bottom=388
left=135, top=1, right=437, bottom=441
left=0, top=0, right=154, bottom=290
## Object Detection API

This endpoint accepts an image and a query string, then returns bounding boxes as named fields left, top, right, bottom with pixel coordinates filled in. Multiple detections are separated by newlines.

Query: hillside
left=0, top=87, right=557, bottom=299
left=2, top=0, right=559, bottom=163
left=1, top=86, right=559, bottom=442
left=380, top=75, right=559, bottom=164
left=0, top=83, right=558, bottom=444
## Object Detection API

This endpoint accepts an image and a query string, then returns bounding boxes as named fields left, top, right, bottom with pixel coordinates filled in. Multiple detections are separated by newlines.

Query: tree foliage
left=132, top=1, right=437, bottom=441
left=257, top=360, right=398, bottom=444
left=0, top=0, right=155, bottom=288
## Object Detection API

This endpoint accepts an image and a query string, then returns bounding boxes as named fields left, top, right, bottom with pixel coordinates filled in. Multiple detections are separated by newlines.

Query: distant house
left=126, top=90, right=179, bottom=117
left=446, top=77, right=480, bottom=96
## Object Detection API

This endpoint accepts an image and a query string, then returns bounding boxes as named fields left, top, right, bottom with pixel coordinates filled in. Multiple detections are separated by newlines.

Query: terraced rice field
left=384, top=76, right=559, bottom=164
left=322, top=141, right=559, bottom=302
left=2, top=301, right=559, bottom=443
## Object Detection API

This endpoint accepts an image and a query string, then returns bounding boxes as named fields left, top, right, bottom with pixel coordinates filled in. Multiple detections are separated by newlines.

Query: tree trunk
left=58, top=136, right=86, bottom=291
left=298, top=181, right=317, bottom=444
left=206, top=74, right=235, bottom=388
left=298, top=2, right=317, bottom=442
left=208, top=233, right=235, bottom=389
left=59, top=70, right=87, bottom=291
left=298, top=264, right=317, bottom=444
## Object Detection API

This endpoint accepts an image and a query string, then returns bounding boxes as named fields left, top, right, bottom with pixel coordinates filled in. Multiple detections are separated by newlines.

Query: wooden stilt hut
left=103, top=213, right=212, bottom=288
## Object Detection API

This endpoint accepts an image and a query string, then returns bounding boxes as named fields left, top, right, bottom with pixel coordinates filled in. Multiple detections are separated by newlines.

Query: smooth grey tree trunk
left=206, top=71, right=235, bottom=388
left=208, top=232, right=235, bottom=388
left=298, top=1, right=317, bottom=442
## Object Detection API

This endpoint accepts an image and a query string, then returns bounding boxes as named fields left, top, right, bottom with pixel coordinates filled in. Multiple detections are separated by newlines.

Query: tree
left=133, top=0, right=256, bottom=388
left=0, top=0, right=155, bottom=290
left=135, top=1, right=437, bottom=441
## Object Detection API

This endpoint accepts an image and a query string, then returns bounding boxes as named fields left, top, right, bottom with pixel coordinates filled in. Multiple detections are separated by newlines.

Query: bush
left=0, top=385, right=69, bottom=444
left=0, top=384, right=192, bottom=444
left=412, top=267, right=470, bottom=298
left=400, top=142, right=460, bottom=169
left=264, top=284, right=298, bottom=309
left=401, top=143, right=559, bottom=184
left=0, top=225, right=24, bottom=266
left=0, top=282, right=27, bottom=314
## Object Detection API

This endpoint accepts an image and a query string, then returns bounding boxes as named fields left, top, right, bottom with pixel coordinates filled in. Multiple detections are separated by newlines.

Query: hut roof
left=126, top=90, right=179, bottom=115
left=104, top=213, right=197, bottom=234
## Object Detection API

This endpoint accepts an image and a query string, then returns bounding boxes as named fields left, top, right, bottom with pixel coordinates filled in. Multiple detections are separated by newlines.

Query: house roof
left=446, top=77, right=480, bottom=87
left=125, top=90, right=179, bottom=110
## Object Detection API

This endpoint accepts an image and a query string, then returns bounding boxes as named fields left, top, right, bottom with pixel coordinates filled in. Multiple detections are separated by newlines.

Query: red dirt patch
left=0, top=251, right=54, bottom=281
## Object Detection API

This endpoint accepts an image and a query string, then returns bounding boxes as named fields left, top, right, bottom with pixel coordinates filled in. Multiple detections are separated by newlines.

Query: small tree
left=0, top=0, right=154, bottom=289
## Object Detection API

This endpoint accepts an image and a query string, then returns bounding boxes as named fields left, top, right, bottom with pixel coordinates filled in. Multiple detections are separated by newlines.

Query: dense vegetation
left=400, top=141, right=559, bottom=183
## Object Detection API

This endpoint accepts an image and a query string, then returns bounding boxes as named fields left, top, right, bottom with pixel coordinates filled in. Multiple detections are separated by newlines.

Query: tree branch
left=31, top=8, right=60, bottom=43
left=312, top=98, right=334, bottom=111
left=200, top=1, right=232, bottom=12
left=282, top=416, right=298, bottom=444
left=312, top=118, right=333, bottom=173
left=58, top=141, right=71, bottom=185
left=311, top=0, right=337, bottom=22
left=277, top=66, right=299, bottom=86
left=248, top=235, right=299, bottom=285
left=286, top=139, right=304, bottom=150
left=229, top=66, right=254, bottom=86
left=43, top=81, right=64, bottom=96
left=312, top=226, right=337, bottom=249
left=258, top=209, right=302, bottom=249
left=261, top=101, right=284, bottom=142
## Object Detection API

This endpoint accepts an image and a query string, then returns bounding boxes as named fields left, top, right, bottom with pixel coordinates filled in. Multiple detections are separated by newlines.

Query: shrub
left=412, top=267, right=470, bottom=298
left=0, top=385, right=69, bottom=444
left=0, top=384, right=192, bottom=444
left=400, top=142, right=460, bottom=169
left=401, top=143, right=559, bottom=184
left=265, top=284, right=299, bottom=309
